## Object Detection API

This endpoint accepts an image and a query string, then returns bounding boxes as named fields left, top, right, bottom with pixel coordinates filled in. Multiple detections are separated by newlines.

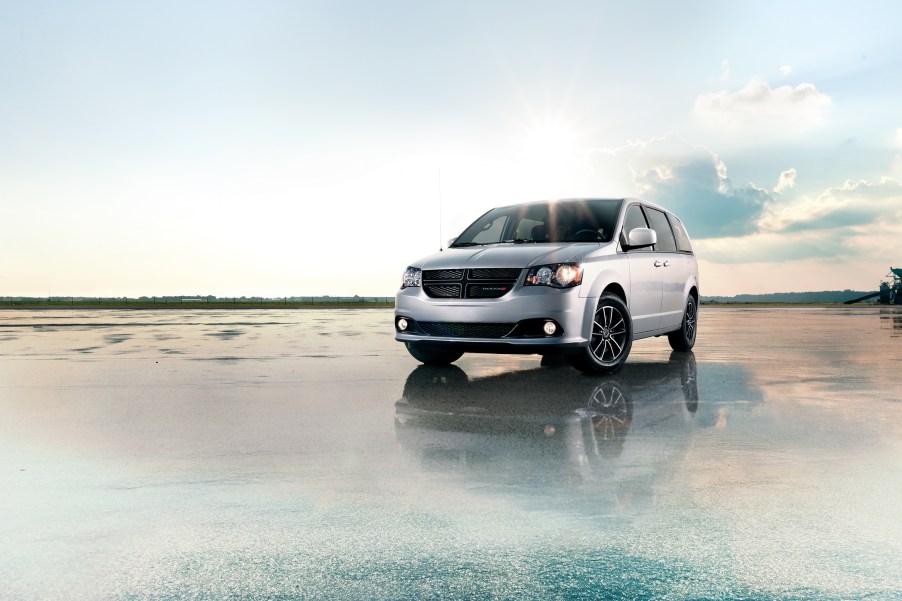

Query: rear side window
left=644, top=207, right=677, bottom=252
left=668, top=214, right=694, bottom=253
left=621, top=204, right=651, bottom=252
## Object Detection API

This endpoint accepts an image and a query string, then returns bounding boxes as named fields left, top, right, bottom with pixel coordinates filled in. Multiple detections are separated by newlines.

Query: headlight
left=401, top=267, right=422, bottom=289
left=525, top=263, right=583, bottom=288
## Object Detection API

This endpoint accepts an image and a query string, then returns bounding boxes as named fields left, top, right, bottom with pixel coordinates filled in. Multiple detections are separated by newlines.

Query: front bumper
left=394, top=285, right=592, bottom=353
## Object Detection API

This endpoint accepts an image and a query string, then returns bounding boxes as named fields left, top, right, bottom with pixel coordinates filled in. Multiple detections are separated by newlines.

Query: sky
left=1, top=0, right=900, bottom=297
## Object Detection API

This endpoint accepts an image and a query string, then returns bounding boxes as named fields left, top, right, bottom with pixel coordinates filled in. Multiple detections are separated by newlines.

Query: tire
left=669, top=350, right=698, bottom=411
left=568, top=293, right=633, bottom=374
left=402, top=365, right=468, bottom=405
left=404, top=342, right=464, bottom=366
left=668, top=295, right=697, bottom=351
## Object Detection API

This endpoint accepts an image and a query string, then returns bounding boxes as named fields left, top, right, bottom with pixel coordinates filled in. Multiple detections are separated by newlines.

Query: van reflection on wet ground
left=395, top=353, right=760, bottom=523
left=0, top=307, right=899, bottom=600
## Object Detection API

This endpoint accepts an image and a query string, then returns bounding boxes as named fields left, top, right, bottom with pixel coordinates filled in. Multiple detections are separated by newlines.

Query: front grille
left=423, top=284, right=461, bottom=298
left=469, top=268, right=522, bottom=280
left=423, top=269, right=464, bottom=280
left=467, top=284, right=513, bottom=298
left=419, top=322, right=515, bottom=338
left=421, top=267, right=521, bottom=299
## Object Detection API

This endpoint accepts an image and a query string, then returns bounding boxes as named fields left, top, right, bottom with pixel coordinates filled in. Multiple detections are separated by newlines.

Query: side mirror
left=626, top=227, right=656, bottom=249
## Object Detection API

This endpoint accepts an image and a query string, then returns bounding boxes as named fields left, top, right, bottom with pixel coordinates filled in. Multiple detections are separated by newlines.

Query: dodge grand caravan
left=394, top=198, right=699, bottom=373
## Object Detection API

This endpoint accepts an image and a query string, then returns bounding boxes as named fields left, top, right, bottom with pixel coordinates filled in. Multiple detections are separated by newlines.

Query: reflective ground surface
left=1, top=307, right=900, bottom=600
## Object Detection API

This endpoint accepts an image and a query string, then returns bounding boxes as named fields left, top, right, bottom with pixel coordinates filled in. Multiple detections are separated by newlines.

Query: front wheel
left=568, top=293, right=633, bottom=374
left=668, top=295, right=697, bottom=351
left=404, top=342, right=464, bottom=366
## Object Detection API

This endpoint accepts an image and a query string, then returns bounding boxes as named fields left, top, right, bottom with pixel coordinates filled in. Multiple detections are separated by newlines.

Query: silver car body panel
left=395, top=198, right=699, bottom=353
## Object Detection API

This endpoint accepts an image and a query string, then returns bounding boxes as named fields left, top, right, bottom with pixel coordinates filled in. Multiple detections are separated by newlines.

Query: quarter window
left=668, top=214, right=694, bottom=253
left=644, top=207, right=677, bottom=253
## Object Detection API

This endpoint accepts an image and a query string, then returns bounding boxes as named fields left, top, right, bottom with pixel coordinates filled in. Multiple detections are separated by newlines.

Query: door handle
left=663, top=260, right=671, bottom=267
left=654, top=260, right=663, bottom=267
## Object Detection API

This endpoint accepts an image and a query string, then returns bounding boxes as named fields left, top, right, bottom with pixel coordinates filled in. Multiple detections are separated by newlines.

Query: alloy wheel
left=685, top=300, right=697, bottom=342
left=587, top=383, right=628, bottom=441
left=590, top=305, right=628, bottom=363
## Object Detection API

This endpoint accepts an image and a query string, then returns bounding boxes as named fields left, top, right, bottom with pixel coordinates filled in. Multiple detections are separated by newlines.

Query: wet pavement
left=0, top=307, right=900, bottom=600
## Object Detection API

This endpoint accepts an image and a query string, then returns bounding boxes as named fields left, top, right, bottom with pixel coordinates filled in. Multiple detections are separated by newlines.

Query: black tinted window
left=668, top=214, right=693, bottom=253
left=645, top=207, right=677, bottom=252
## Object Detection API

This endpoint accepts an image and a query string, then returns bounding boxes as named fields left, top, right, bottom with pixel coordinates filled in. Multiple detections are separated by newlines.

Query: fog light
left=397, top=318, right=408, bottom=331
left=543, top=321, right=557, bottom=335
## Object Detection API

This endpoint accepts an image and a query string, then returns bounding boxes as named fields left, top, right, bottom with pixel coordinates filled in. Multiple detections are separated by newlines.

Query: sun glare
left=514, top=119, right=585, bottom=196
left=521, top=121, right=577, bottom=156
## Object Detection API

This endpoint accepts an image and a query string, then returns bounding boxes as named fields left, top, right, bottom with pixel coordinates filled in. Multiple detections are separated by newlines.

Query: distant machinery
left=844, top=267, right=902, bottom=304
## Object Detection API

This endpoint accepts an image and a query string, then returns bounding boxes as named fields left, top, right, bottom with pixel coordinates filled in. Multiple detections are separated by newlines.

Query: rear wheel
left=404, top=342, right=464, bottom=365
left=568, top=293, right=633, bottom=374
left=668, top=295, right=697, bottom=351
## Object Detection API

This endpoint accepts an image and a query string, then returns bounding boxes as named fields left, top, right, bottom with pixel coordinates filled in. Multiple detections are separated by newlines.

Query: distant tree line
left=701, top=290, right=874, bottom=304
left=0, top=291, right=880, bottom=305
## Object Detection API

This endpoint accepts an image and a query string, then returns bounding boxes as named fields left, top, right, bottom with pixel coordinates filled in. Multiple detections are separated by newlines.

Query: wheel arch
left=602, top=282, right=627, bottom=304
left=579, top=281, right=631, bottom=342
left=688, top=285, right=699, bottom=303
left=580, top=266, right=629, bottom=339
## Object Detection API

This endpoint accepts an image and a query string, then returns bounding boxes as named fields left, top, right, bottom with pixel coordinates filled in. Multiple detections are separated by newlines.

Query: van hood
left=415, top=243, right=605, bottom=270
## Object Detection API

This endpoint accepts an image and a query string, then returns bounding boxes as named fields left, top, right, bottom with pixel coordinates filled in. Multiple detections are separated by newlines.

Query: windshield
left=451, top=199, right=623, bottom=247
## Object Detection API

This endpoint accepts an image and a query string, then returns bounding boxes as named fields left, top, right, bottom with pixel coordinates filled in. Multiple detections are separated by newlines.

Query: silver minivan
left=395, top=198, right=699, bottom=373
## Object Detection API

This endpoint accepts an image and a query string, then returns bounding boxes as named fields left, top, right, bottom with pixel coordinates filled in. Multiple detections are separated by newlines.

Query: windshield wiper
left=453, top=239, right=539, bottom=247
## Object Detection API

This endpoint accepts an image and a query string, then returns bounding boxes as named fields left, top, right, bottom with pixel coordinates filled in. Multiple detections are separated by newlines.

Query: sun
left=521, top=121, right=577, bottom=156
left=512, top=117, right=586, bottom=197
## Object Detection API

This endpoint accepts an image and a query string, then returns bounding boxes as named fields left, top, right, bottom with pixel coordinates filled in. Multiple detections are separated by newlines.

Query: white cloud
left=690, top=79, right=831, bottom=136
left=773, top=168, right=797, bottom=193
left=895, top=127, right=902, bottom=146
left=772, top=177, right=902, bottom=233
left=696, top=176, right=902, bottom=267
left=721, top=58, right=730, bottom=82
left=587, top=135, right=902, bottom=271
left=586, top=135, right=774, bottom=238
left=695, top=230, right=843, bottom=264
left=780, top=65, right=792, bottom=76
left=695, top=212, right=900, bottom=294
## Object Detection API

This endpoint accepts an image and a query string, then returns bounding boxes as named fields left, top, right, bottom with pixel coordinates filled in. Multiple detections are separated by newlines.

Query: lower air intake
left=418, top=322, right=515, bottom=338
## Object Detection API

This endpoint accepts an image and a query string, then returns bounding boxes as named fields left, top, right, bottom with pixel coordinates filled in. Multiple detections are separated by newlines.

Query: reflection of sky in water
left=0, top=307, right=899, bottom=600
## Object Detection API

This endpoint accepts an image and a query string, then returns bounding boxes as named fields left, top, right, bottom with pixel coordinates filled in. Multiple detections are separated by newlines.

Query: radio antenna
left=438, top=167, right=444, bottom=252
